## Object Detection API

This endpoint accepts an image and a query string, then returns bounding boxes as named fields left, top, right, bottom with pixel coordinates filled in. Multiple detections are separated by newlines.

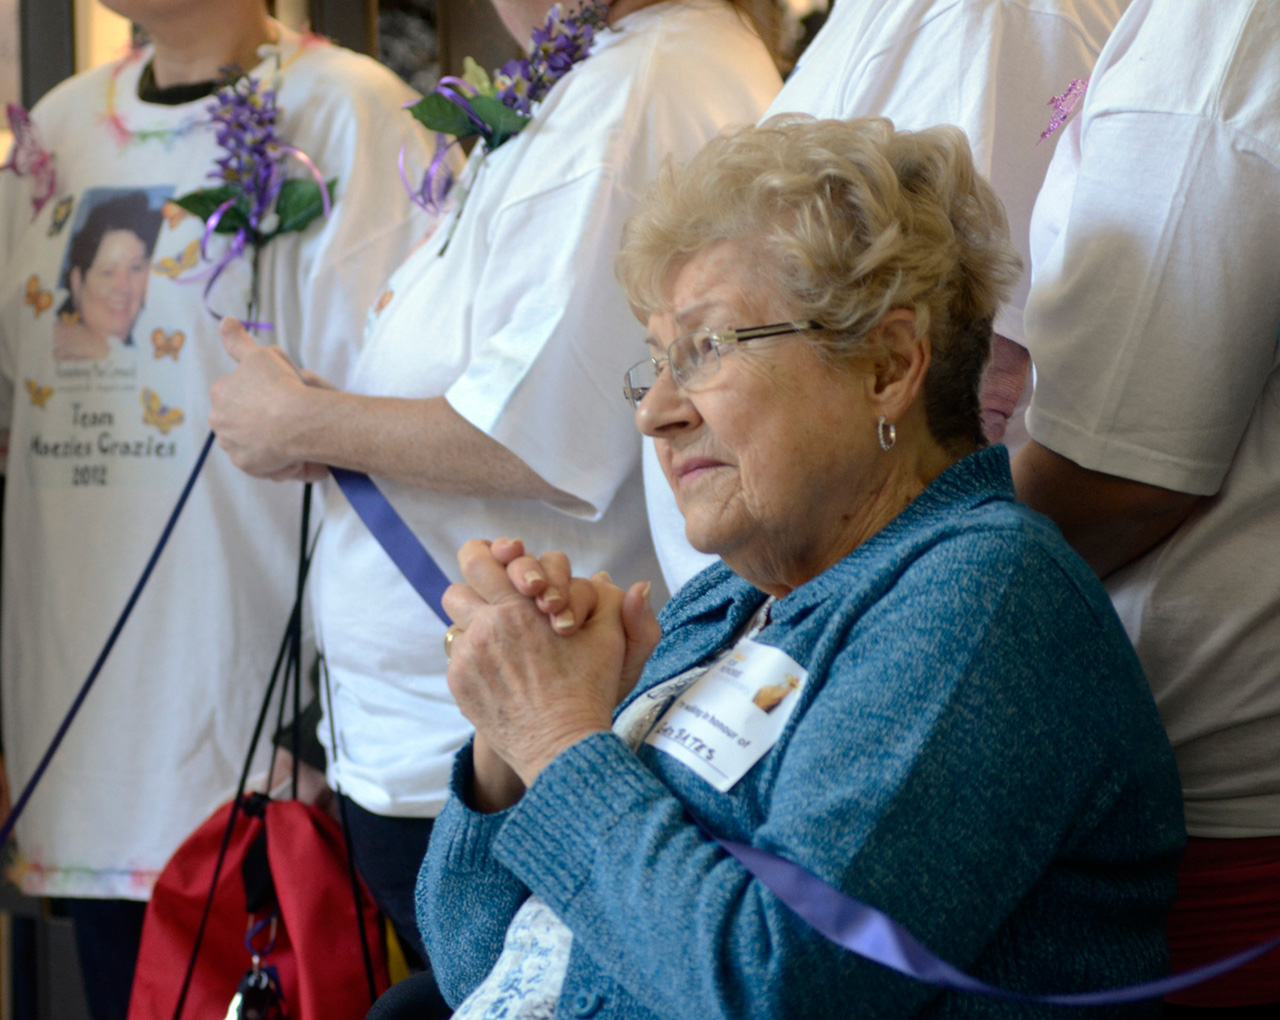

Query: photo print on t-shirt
left=24, top=183, right=196, bottom=492
left=53, top=186, right=168, bottom=363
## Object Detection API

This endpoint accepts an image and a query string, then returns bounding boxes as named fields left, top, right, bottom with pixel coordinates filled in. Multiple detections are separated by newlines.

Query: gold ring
left=443, top=625, right=462, bottom=660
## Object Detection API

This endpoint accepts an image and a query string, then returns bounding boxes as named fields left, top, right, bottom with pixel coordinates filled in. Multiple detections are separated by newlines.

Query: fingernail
left=594, top=570, right=613, bottom=584
left=524, top=569, right=544, bottom=586
left=543, top=586, right=562, bottom=603
left=640, top=582, right=652, bottom=606
left=553, top=609, right=575, bottom=630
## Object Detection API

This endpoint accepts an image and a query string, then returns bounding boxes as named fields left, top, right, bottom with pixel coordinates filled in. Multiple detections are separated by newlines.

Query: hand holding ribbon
left=209, top=317, right=329, bottom=482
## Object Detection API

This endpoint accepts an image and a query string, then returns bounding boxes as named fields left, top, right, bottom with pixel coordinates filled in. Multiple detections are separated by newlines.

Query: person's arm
left=1017, top=107, right=1280, bottom=577
left=212, top=161, right=649, bottom=514
left=979, top=334, right=1029, bottom=445
left=1013, top=439, right=1203, bottom=578
left=208, top=319, right=586, bottom=507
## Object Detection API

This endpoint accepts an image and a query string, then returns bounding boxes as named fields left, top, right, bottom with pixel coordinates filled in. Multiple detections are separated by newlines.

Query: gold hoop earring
left=877, top=416, right=896, bottom=452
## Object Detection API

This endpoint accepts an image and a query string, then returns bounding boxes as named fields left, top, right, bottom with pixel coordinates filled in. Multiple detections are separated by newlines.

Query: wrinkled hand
left=488, top=538, right=597, bottom=632
left=209, top=318, right=330, bottom=480
left=443, top=540, right=646, bottom=788
left=485, top=537, right=660, bottom=702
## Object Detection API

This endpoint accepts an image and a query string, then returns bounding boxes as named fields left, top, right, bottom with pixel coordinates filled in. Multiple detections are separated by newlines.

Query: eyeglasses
left=622, top=320, right=822, bottom=407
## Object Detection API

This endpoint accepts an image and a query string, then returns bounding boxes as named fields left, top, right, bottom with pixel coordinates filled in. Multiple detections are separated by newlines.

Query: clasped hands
left=208, top=317, right=331, bottom=482
left=442, top=538, right=661, bottom=813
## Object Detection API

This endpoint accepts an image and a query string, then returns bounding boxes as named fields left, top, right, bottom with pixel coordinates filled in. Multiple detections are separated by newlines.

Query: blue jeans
left=62, top=897, right=148, bottom=1020
left=337, top=794, right=451, bottom=1019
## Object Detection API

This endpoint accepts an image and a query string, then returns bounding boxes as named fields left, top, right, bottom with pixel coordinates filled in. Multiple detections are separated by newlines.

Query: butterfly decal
left=374, top=289, right=395, bottom=315
left=47, top=196, right=74, bottom=237
left=140, top=388, right=184, bottom=435
left=153, top=240, right=200, bottom=280
left=25, top=275, right=53, bottom=317
left=151, top=329, right=185, bottom=361
left=161, top=201, right=187, bottom=229
left=24, top=379, right=53, bottom=408
left=2, top=105, right=58, bottom=218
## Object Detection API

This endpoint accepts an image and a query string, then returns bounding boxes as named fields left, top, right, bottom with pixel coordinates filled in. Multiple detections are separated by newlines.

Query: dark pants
left=338, top=794, right=451, bottom=1019
left=61, top=897, right=148, bottom=1020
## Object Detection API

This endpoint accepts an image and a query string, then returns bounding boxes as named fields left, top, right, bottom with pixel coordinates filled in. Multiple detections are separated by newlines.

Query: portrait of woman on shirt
left=53, top=190, right=163, bottom=361
left=419, top=117, right=1186, bottom=1019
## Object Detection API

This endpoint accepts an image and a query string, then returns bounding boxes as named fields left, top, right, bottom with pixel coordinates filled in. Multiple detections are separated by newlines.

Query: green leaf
left=407, top=93, right=480, bottom=139
left=469, top=94, right=530, bottom=149
left=172, top=185, right=239, bottom=224
left=270, top=176, right=338, bottom=237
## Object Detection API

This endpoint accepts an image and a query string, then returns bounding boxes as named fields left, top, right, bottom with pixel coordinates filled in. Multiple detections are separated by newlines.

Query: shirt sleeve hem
left=1026, top=405, right=1226, bottom=495
left=443, top=387, right=613, bottom=519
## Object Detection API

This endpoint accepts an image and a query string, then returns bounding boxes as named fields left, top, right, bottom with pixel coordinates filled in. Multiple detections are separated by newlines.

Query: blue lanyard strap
left=0, top=430, right=217, bottom=849
left=329, top=468, right=452, bottom=624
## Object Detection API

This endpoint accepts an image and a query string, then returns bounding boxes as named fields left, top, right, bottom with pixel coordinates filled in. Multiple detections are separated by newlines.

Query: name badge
left=644, top=637, right=808, bottom=792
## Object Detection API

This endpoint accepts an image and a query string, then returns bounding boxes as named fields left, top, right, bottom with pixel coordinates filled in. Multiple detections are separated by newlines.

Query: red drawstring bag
left=127, top=794, right=389, bottom=1020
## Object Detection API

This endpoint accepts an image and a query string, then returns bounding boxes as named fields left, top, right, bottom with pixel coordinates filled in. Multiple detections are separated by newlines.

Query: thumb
left=588, top=571, right=626, bottom=622
left=220, top=316, right=258, bottom=362
left=619, top=581, right=660, bottom=698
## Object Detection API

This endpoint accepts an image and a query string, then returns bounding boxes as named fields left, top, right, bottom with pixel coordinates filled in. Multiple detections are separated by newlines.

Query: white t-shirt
left=1024, top=0, right=1280, bottom=838
left=313, top=0, right=781, bottom=818
left=0, top=29, right=432, bottom=898
left=647, top=0, right=1128, bottom=595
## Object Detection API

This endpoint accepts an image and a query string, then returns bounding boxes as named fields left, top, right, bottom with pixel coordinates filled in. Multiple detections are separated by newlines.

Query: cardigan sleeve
left=416, top=742, right=532, bottom=1007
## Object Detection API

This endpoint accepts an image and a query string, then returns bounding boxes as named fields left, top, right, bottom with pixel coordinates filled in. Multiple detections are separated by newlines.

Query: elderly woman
left=419, top=117, right=1186, bottom=1019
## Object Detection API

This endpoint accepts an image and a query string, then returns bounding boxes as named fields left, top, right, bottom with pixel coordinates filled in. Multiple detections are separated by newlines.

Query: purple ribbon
left=435, top=79, right=492, bottom=140
left=281, top=145, right=332, bottom=219
left=718, top=837, right=1280, bottom=1004
left=400, top=82, right=484, bottom=213
left=329, top=468, right=451, bottom=624
left=183, top=196, right=247, bottom=300
left=400, top=136, right=460, bottom=216
left=178, top=198, right=277, bottom=329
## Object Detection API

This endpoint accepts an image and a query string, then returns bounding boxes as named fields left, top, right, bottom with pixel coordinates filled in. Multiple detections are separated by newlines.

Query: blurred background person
left=0, top=0, right=431, bottom=1017
left=1013, top=0, right=1280, bottom=1012
left=209, top=0, right=782, bottom=1007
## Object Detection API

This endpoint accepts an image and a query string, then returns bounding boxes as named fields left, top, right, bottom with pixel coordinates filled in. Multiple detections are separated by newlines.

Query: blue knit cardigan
left=417, top=446, right=1186, bottom=1019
